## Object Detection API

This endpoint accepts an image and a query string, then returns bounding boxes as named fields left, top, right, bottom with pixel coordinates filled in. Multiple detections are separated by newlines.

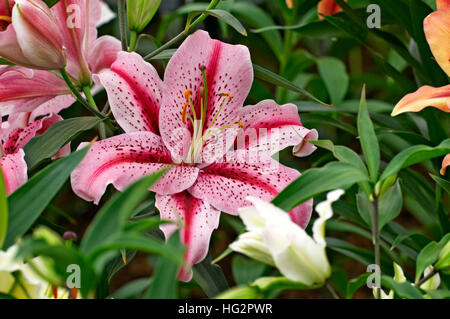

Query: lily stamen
left=0, top=15, right=12, bottom=22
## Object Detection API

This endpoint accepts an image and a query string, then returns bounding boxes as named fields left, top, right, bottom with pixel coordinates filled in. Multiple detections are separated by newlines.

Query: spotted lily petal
left=237, top=100, right=318, bottom=157
left=97, top=52, right=163, bottom=134
left=188, top=150, right=312, bottom=228
left=70, top=132, right=199, bottom=204
left=0, top=149, right=27, bottom=195
left=155, top=192, right=220, bottom=282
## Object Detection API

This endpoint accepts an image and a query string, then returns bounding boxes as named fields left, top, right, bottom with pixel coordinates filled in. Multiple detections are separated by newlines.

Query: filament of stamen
left=207, top=93, right=233, bottom=130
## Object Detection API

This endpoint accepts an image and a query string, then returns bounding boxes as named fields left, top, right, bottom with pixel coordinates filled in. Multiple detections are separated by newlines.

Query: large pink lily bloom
left=391, top=1, right=449, bottom=175
left=71, top=30, right=318, bottom=281
left=0, top=110, right=69, bottom=194
left=0, top=0, right=121, bottom=117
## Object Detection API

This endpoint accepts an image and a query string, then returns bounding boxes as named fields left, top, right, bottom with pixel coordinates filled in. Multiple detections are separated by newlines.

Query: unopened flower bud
left=127, top=0, right=161, bottom=33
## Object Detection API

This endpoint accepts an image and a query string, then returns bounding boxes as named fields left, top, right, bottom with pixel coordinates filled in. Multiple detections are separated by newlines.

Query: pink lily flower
left=71, top=30, right=318, bottom=281
left=0, top=0, right=121, bottom=117
left=0, top=109, right=69, bottom=195
left=0, top=0, right=66, bottom=70
left=391, top=1, right=449, bottom=175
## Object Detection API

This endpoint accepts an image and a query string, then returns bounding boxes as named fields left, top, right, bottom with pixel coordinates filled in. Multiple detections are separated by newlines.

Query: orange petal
left=318, top=0, right=345, bottom=19
left=424, top=10, right=450, bottom=77
left=436, top=0, right=450, bottom=11
left=286, top=0, right=294, bottom=9
left=392, top=85, right=450, bottom=116
left=440, top=154, right=450, bottom=175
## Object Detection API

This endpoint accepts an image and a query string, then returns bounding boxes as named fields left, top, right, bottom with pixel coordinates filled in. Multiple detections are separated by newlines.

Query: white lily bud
left=230, top=190, right=344, bottom=286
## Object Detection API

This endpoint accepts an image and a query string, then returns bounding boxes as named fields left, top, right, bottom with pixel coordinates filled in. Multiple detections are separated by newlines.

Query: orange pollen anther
left=181, top=101, right=189, bottom=124
left=234, top=121, right=244, bottom=128
left=0, top=15, right=11, bottom=22
left=220, top=93, right=233, bottom=102
left=184, top=89, right=193, bottom=101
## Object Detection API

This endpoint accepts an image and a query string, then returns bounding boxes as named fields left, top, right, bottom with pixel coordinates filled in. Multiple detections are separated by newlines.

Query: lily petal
left=51, top=0, right=102, bottom=81
left=437, top=0, right=450, bottom=11
left=424, top=10, right=450, bottom=77
left=188, top=150, right=312, bottom=228
left=0, top=67, right=72, bottom=116
left=392, top=85, right=450, bottom=116
left=0, top=149, right=27, bottom=195
left=155, top=192, right=220, bottom=282
left=97, top=52, right=163, bottom=134
left=71, top=132, right=199, bottom=204
left=237, top=100, right=318, bottom=157
left=88, top=35, right=121, bottom=75
left=2, top=113, right=69, bottom=156
left=318, top=0, right=344, bottom=19
left=159, top=30, right=253, bottom=162
left=441, top=154, right=450, bottom=175
left=0, top=25, right=35, bottom=68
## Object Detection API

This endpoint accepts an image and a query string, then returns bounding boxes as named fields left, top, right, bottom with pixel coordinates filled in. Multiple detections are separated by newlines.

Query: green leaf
left=381, top=276, right=424, bottom=299
left=24, top=117, right=101, bottom=169
left=357, top=86, right=380, bottom=183
left=430, top=174, right=450, bottom=194
left=251, top=277, right=320, bottom=292
left=149, top=49, right=176, bottom=60
left=378, top=180, right=403, bottom=231
left=0, top=169, right=8, bottom=248
left=112, top=278, right=150, bottom=299
left=380, top=139, right=450, bottom=182
left=43, top=0, right=62, bottom=7
left=231, top=2, right=283, bottom=60
left=2, top=146, right=89, bottom=249
left=272, top=161, right=368, bottom=211
left=253, top=64, right=326, bottom=105
left=80, top=169, right=168, bottom=255
left=346, top=273, right=370, bottom=299
left=416, top=234, right=450, bottom=282
left=145, top=232, right=185, bottom=299
left=232, top=255, right=267, bottom=285
left=193, top=254, right=229, bottom=298
left=316, top=57, right=349, bottom=104
left=188, top=9, right=246, bottom=36
left=0, top=58, right=14, bottom=65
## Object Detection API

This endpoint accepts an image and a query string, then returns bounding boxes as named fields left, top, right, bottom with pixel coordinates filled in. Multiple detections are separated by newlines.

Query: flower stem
left=59, top=69, right=106, bottom=120
left=325, top=281, right=339, bottom=299
left=371, top=194, right=381, bottom=299
left=143, top=0, right=220, bottom=60
left=117, top=0, right=128, bottom=51
left=82, top=86, right=107, bottom=140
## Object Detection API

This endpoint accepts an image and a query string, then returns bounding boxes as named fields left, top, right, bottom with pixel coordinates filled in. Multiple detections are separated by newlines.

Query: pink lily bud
left=9, top=0, right=66, bottom=69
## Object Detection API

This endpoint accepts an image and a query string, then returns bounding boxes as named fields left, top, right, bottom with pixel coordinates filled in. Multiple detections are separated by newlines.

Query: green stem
left=144, top=0, right=220, bottom=60
left=129, top=31, right=137, bottom=52
left=325, top=281, right=340, bottom=299
left=371, top=195, right=381, bottom=299
left=59, top=69, right=106, bottom=120
left=82, top=86, right=107, bottom=140
left=117, top=0, right=128, bottom=51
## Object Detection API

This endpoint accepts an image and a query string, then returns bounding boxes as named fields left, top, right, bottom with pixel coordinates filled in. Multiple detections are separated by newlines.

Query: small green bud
left=127, top=0, right=161, bottom=33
